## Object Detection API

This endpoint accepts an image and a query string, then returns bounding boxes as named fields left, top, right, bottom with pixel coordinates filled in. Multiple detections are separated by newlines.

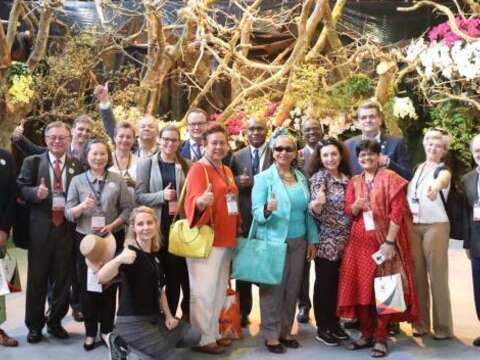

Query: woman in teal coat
left=252, top=133, right=318, bottom=354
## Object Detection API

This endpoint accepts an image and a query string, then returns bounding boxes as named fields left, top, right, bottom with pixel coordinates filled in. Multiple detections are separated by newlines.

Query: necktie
left=192, top=143, right=201, bottom=161
left=52, top=159, right=65, bottom=226
left=252, top=149, right=260, bottom=175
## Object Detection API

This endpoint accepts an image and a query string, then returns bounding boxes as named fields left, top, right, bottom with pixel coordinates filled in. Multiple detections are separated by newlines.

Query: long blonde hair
left=125, top=206, right=161, bottom=252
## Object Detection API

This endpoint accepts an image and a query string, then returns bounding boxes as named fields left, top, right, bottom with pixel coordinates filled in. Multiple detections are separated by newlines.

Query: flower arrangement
left=392, top=97, right=418, bottom=120
left=428, top=17, right=480, bottom=47
left=6, top=62, right=35, bottom=105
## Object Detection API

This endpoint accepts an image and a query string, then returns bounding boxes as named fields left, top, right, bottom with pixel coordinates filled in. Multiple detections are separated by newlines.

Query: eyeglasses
left=188, top=122, right=207, bottom=128
left=274, top=146, right=295, bottom=153
left=161, top=137, right=179, bottom=143
left=46, top=135, right=70, bottom=142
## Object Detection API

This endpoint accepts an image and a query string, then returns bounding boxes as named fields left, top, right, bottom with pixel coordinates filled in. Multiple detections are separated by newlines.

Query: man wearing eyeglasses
left=462, top=134, right=480, bottom=348
left=345, top=100, right=412, bottom=180
left=17, top=121, right=82, bottom=344
left=230, top=117, right=273, bottom=327
left=180, top=108, right=209, bottom=161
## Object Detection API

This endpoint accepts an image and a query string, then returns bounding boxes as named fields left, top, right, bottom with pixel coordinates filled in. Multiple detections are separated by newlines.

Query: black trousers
left=313, top=258, right=340, bottom=331
left=74, top=231, right=118, bottom=337
left=237, top=280, right=253, bottom=316
left=472, top=256, right=480, bottom=320
left=25, top=223, right=72, bottom=331
left=159, top=249, right=190, bottom=317
left=298, top=260, right=312, bottom=310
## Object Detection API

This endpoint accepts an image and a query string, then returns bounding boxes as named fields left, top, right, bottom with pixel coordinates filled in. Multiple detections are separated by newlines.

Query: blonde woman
left=97, top=206, right=200, bottom=359
left=407, top=128, right=453, bottom=339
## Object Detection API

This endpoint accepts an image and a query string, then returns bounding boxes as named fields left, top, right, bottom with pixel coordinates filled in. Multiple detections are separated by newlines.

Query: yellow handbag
left=168, top=166, right=214, bottom=258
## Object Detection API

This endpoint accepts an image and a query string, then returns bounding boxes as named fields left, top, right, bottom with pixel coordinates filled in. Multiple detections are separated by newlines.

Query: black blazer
left=0, top=149, right=17, bottom=233
left=17, top=152, right=82, bottom=244
left=463, top=170, right=480, bottom=258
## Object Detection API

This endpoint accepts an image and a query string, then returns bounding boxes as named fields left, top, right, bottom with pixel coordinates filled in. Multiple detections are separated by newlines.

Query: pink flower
left=428, top=17, right=480, bottom=47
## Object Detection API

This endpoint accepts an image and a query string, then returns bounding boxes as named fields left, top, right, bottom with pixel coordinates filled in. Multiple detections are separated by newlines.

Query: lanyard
left=85, top=171, right=108, bottom=204
left=362, top=169, right=379, bottom=201
left=114, top=152, right=131, bottom=177
left=48, top=158, right=66, bottom=189
left=413, top=163, right=429, bottom=199
left=205, top=157, right=231, bottom=190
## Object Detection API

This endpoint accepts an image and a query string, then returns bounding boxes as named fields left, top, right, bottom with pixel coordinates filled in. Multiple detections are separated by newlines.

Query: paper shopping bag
left=374, top=273, right=406, bottom=315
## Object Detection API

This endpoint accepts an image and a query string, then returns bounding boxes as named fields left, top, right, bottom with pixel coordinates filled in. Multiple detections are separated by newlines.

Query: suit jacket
left=0, top=149, right=16, bottom=233
left=251, top=165, right=319, bottom=245
left=230, top=145, right=274, bottom=234
left=345, top=134, right=412, bottom=180
left=179, top=140, right=192, bottom=160
left=135, top=153, right=189, bottom=222
left=462, top=170, right=480, bottom=258
left=17, top=152, right=82, bottom=244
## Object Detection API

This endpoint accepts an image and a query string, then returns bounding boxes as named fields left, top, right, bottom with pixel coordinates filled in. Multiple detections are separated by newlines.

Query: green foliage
left=6, top=62, right=30, bottom=82
left=429, top=100, right=479, bottom=168
left=331, top=74, right=375, bottom=111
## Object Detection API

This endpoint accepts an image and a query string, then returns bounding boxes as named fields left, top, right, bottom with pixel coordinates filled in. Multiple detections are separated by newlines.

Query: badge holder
left=87, top=268, right=103, bottom=293
left=363, top=209, right=376, bottom=231
left=52, top=191, right=66, bottom=211
left=226, top=192, right=239, bottom=216
left=91, top=207, right=106, bottom=233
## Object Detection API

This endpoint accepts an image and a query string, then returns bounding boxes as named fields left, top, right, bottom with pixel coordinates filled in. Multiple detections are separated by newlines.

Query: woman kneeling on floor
left=98, top=206, right=200, bottom=359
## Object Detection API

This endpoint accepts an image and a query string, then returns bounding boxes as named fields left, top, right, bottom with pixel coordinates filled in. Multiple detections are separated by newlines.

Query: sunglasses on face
left=274, top=146, right=295, bottom=153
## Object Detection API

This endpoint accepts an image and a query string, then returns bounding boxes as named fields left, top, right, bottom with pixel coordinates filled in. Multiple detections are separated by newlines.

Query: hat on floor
left=80, top=233, right=116, bottom=271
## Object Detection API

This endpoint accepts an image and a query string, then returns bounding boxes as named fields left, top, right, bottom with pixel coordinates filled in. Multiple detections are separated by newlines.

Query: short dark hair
left=186, top=108, right=208, bottom=123
left=357, top=100, right=383, bottom=118
left=84, top=139, right=113, bottom=169
left=355, top=139, right=381, bottom=156
left=202, top=123, right=228, bottom=142
left=159, top=125, right=190, bottom=176
left=306, top=138, right=352, bottom=177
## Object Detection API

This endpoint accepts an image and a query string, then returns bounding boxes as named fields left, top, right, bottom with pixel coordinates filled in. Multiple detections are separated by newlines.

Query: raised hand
left=239, top=167, right=251, bottom=188
left=266, top=192, right=277, bottom=212
left=196, top=183, right=214, bottom=209
left=163, top=183, right=176, bottom=201
left=12, top=119, right=25, bottom=141
left=352, top=196, right=366, bottom=214
left=94, top=83, right=109, bottom=103
left=311, top=184, right=326, bottom=214
left=37, top=177, right=49, bottom=200
left=82, top=192, right=96, bottom=211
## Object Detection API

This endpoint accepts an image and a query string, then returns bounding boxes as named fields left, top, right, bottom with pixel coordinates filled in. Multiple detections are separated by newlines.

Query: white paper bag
left=374, top=273, right=406, bottom=315
left=0, top=260, right=11, bottom=296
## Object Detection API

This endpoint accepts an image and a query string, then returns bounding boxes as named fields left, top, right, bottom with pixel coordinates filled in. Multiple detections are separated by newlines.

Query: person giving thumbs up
left=196, top=183, right=214, bottom=211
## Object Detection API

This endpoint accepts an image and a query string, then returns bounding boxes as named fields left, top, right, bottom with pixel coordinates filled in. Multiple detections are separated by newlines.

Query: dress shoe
left=0, top=329, right=18, bottom=347
left=73, top=310, right=84, bottom=322
left=217, top=338, right=233, bottom=347
left=265, top=341, right=286, bottom=354
left=83, top=341, right=96, bottom=351
left=194, top=343, right=225, bottom=354
left=279, top=337, right=300, bottom=348
left=296, top=307, right=309, bottom=324
left=27, top=330, right=43, bottom=344
left=47, top=325, right=69, bottom=339
left=241, top=313, right=250, bottom=327
left=473, top=336, right=480, bottom=347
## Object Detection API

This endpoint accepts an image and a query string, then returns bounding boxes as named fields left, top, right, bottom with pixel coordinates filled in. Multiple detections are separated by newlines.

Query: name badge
left=474, top=202, right=480, bottom=222
left=410, top=198, right=419, bottom=215
left=226, top=192, right=239, bottom=216
left=363, top=210, right=375, bottom=231
left=52, top=193, right=66, bottom=210
left=169, top=200, right=178, bottom=216
left=91, top=216, right=106, bottom=231
left=87, top=268, right=103, bottom=293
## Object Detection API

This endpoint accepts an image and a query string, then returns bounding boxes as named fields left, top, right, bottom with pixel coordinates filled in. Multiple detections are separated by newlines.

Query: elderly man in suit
left=0, top=148, right=18, bottom=347
left=462, top=133, right=480, bottom=348
left=17, top=121, right=82, bottom=343
left=180, top=108, right=208, bottom=161
left=345, top=100, right=412, bottom=180
left=230, top=117, right=273, bottom=326
left=296, top=118, right=323, bottom=323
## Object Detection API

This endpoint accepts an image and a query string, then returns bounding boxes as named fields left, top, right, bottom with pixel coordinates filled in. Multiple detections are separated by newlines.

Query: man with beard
left=230, top=117, right=273, bottom=327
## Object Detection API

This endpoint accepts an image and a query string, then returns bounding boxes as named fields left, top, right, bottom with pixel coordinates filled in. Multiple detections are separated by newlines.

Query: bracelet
left=385, top=239, right=395, bottom=246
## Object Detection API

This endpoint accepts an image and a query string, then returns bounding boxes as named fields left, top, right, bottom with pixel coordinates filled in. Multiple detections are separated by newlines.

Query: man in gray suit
left=462, top=134, right=480, bottom=348
left=297, top=118, right=323, bottom=323
left=17, top=121, right=82, bottom=343
left=230, top=117, right=273, bottom=326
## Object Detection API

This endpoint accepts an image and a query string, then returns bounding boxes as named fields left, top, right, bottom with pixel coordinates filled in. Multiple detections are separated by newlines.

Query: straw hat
left=80, top=233, right=116, bottom=271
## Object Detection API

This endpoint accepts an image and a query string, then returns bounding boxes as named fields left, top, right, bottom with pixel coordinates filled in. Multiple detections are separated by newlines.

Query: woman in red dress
left=337, top=140, right=418, bottom=357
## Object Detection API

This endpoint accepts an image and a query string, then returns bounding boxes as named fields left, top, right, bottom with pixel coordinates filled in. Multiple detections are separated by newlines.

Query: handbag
left=374, top=273, right=406, bottom=315
left=168, top=166, right=214, bottom=258
left=232, top=218, right=287, bottom=285
left=219, top=281, right=242, bottom=340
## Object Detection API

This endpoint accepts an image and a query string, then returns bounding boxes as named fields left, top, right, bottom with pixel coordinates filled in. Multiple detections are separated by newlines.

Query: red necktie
left=52, top=159, right=65, bottom=226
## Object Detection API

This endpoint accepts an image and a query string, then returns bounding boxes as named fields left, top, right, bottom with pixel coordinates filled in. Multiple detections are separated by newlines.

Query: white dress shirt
left=250, top=142, right=267, bottom=171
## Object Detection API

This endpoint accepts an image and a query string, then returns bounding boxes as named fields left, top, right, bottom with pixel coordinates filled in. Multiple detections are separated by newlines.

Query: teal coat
left=251, top=165, right=319, bottom=245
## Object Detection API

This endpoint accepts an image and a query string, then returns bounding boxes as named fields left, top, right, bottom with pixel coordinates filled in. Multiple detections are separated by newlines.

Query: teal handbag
left=232, top=219, right=287, bottom=285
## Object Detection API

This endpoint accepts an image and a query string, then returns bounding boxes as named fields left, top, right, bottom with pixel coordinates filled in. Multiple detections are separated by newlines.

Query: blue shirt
left=285, top=183, right=308, bottom=239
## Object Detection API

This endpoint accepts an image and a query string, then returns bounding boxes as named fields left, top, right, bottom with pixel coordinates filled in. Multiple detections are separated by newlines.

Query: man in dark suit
left=230, top=117, right=273, bottom=326
left=180, top=108, right=208, bottom=161
left=462, top=134, right=480, bottom=348
left=0, top=148, right=19, bottom=347
left=296, top=118, right=323, bottom=323
left=345, top=100, right=412, bottom=180
left=17, top=121, right=82, bottom=343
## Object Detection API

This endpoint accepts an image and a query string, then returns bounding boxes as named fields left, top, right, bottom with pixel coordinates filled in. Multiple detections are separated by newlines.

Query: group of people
left=0, top=93, right=478, bottom=359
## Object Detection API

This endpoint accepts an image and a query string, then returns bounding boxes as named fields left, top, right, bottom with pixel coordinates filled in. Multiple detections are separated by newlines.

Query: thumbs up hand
left=239, top=167, right=251, bottom=188
left=196, top=183, right=214, bottom=210
left=12, top=119, right=25, bottom=141
left=266, top=192, right=278, bottom=212
left=37, top=177, right=49, bottom=200
left=311, top=184, right=326, bottom=214
left=94, top=83, right=109, bottom=103
left=163, top=183, right=176, bottom=201
left=82, top=192, right=96, bottom=211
